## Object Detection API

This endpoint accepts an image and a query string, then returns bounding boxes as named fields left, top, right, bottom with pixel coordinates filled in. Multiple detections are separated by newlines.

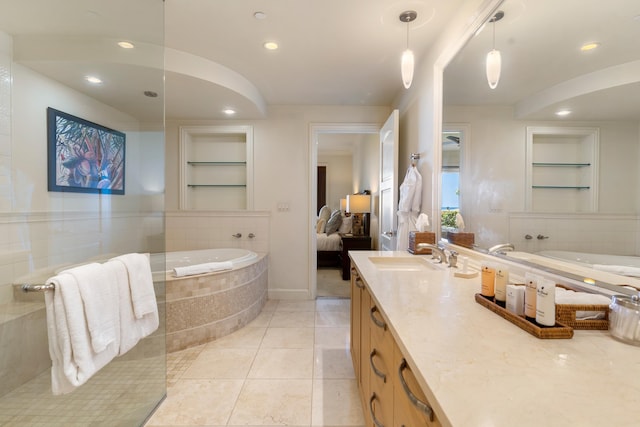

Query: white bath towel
left=591, top=264, right=640, bottom=278
left=111, top=253, right=157, bottom=319
left=44, top=273, right=119, bottom=395
left=61, top=263, right=119, bottom=353
left=105, top=259, right=159, bottom=355
left=173, top=261, right=233, bottom=277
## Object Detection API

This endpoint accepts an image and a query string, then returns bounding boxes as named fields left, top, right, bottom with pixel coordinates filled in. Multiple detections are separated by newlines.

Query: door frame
left=309, top=123, right=380, bottom=299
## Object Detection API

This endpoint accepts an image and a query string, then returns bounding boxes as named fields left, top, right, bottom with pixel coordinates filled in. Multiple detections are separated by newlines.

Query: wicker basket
left=407, top=231, right=435, bottom=254
left=555, top=303, right=609, bottom=330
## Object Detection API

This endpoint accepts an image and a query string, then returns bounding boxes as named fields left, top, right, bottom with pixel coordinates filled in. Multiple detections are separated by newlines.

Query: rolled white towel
left=173, top=261, right=233, bottom=277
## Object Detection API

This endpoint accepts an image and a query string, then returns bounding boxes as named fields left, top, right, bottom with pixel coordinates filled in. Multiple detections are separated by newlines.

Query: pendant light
left=400, top=10, right=417, bottom=89
left=486, top=11, right=504, bottom=89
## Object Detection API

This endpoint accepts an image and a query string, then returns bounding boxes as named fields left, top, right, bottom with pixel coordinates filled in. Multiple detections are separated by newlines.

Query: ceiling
left=0, top=0, right=638, bottom=123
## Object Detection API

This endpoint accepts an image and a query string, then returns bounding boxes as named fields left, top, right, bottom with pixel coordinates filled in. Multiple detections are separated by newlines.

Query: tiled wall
left=165, top=211, right=270, bottom=253
left=509, top=213, right=640, bottom=256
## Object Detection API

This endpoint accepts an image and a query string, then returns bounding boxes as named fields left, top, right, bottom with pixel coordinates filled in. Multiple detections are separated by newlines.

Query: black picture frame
left=47, top=107, right=126, bottom=195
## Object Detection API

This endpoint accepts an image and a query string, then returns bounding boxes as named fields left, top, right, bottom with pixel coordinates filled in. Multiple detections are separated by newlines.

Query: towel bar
left=22, top=283, right=55, bottom=292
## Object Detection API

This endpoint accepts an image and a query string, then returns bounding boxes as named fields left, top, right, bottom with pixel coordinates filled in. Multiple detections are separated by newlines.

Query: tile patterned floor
left=145, top=298, right=365, bottom=427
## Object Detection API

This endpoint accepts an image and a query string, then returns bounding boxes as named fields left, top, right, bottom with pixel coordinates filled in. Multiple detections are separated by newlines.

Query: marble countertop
left=350, top=250, right=640, bottom=427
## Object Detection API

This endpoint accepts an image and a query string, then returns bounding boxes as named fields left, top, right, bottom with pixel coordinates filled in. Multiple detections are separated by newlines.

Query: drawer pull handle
left=368, top=393, right=385, bottom=427
left=369, top=349, right=387, bottom=383
left=398, top=358, right=434, bottom=422
left=354, top=276, right=365, bottom=289
left=370, top=306, right=387, bottom=330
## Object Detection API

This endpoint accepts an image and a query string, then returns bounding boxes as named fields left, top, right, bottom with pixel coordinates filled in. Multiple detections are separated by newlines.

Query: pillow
left=316, top=218, right=326, bottom=234
left=325, top=210, right=343, bottom=235
left=318, top=205, right=331, bottom=223
left=338, top=215, right=353, bottom=234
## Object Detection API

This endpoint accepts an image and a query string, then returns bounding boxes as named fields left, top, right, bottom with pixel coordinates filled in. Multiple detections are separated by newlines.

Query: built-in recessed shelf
left=187, top=184, right=247, bottom=187
left=532, top=163, right=591, bottom=167
left=187, top=161, right=247, bottom=166
left=532, top=186, right=591, bottom=189
left=179, top=125, right=254, bottom=211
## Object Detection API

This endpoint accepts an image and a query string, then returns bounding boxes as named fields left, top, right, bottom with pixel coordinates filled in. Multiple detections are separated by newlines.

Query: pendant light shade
left=399, top=11, right=417, bottom=89
left=401, top=48, right=414, bottom=89
left=486, top=49, right=501, bottom=89
left=485, top=11, right=504, bottom=90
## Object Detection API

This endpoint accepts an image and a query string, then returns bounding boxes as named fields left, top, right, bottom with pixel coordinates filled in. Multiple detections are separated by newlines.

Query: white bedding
left=317, top=233, right=342, bottom=251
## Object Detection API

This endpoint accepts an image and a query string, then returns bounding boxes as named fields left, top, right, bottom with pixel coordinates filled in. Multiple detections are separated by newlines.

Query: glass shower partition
left=0, top=1, right=166, bottom=425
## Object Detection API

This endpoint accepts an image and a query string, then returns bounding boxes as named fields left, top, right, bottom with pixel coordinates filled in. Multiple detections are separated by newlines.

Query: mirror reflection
left=442, top=0, right=640, bottom=293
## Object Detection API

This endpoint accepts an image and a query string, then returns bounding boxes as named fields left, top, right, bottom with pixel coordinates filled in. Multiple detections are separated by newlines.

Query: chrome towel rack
left=22, top=283, right=55, bottom=292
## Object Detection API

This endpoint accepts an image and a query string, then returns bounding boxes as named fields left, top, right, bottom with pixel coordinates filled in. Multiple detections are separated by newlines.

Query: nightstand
left=340, top=235, right=372, bottom=280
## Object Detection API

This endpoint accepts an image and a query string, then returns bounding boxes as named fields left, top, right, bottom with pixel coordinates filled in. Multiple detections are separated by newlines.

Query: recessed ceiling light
left=223, top=108, right=236, bottom=115
left=254, top=11, right=267, bottom=20
left=85, top=76, right=102, bottom=84
left=118, top=41, right=135, bottom=49
left=556, top=109, right=571, bottom=116
left=580, top=42, right=600, bottom=52
left=263, top=41, right=279, bottom=50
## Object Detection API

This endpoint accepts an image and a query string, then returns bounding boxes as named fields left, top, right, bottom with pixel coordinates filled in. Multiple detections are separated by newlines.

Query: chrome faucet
left=488, top=243, right=515, bottom=255
left=416, top=243, right=447, bottom=264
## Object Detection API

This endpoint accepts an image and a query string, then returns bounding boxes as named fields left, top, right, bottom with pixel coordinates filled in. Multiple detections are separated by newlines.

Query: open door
left=378, top=110, right=399, bottom=251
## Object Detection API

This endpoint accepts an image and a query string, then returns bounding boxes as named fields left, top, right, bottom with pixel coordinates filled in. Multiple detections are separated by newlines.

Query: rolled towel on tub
left=173, top=261, right=233, bottom=277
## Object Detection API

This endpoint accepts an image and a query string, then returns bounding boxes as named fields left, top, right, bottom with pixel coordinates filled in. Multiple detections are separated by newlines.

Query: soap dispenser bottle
left=524, top=272, right=539, bottom=322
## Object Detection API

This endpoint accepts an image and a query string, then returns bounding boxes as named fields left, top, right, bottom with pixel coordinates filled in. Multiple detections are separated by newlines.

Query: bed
left=316, top=206, right=351, bottom=268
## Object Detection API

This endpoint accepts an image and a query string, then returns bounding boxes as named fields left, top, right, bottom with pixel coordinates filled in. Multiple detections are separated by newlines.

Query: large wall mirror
left=442, top=0, right=640, bottom=293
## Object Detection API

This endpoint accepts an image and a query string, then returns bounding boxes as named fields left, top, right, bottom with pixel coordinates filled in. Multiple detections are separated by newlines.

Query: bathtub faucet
left=488, top=243, right=515, bottom=255
left=416, top=243, right=447, bottom=264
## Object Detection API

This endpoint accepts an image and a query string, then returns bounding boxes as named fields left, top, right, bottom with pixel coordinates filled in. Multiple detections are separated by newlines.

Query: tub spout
left=488, top=243, right=515, bottom=255
left=416, top=243, right=447, bottom=264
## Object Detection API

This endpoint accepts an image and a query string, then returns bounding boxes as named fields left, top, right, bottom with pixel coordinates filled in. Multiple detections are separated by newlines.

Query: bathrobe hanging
left=396, top=165, right=422, bottom=251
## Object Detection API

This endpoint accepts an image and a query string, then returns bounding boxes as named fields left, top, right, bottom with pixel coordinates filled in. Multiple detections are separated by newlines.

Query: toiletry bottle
left=494, top=265, right=509, bottom=307
left=481, top=263, right=496, bottom=300
left=506, top=284, right=525, bottom=316
left=536, top=279, right=556, bottom=327
left=524, top=273, right=538, bottom=322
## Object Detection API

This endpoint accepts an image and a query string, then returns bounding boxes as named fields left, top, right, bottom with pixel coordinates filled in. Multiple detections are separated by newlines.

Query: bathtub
left=537, top=250, right=640, bottom=277
left=155, top=248, right=268, bottom=352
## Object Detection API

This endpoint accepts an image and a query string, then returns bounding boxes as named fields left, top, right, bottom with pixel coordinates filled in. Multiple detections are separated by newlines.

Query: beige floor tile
left=261, top=327, right=315, bottom=349
left=275, top=300, right=316, bottom=312
left=182, top=348, right=257, bottom=379
left=311, top=379, right=365, bottom=426
left=247, top=310, right=274, bottom=327
left=262, top=299, right=279, bottom=312
left=269, top=310, right=315, bottom=328
left=145, top=379, right=243, bottom=426
left=228, top=379, right=312, bottom=426
left=315, top=310, right=350, bottom=327
left=314, top=348, right=355, bottom=379
left=204, top=326, right=266, bottom=349
left=316, top=298, right=350, bottom=313
left=248, top=348, right=314, bottom=379
left=314, top=327, right=350, bottom=349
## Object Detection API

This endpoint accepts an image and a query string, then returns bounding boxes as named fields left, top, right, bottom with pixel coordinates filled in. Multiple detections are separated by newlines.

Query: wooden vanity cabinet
left=350, top=262, right=442, bottom=427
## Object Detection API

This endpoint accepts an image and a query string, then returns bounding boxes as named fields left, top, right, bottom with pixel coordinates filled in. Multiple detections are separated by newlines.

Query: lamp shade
left=346, top=194, right=371, bottom=214
left=486, top=49, right=501, bottom=89
left=401, top=49, right=414, bottom=89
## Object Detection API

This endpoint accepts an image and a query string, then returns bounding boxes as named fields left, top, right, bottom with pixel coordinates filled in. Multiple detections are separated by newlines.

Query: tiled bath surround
left=166, top=254, right=268, bottom=352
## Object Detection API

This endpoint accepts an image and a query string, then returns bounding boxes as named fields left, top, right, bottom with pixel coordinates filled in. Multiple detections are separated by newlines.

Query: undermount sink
left=368, top=256, right=442, bottom=271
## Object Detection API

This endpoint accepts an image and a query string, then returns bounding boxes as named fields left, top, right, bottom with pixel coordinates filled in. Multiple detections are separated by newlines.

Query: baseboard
left=268, top=288, right=313, bottom=300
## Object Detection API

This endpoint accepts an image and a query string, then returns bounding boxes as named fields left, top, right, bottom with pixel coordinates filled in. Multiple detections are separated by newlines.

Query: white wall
left=318, top=152, right=352, bottom=212
left=165, top=105, right=390, bottom=299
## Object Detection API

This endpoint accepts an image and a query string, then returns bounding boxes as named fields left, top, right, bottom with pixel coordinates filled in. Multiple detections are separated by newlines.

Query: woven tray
left=555, top=304, right=609, bottom=330
left=475, top=294, right=574, bottom=339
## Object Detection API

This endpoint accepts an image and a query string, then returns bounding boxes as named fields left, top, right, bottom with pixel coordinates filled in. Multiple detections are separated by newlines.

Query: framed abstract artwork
left=47, top=107, right=126, bottom=195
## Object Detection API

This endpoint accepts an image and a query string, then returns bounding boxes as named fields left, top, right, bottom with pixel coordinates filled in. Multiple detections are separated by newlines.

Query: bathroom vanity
left=349, top=250, right=640, bottom=427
